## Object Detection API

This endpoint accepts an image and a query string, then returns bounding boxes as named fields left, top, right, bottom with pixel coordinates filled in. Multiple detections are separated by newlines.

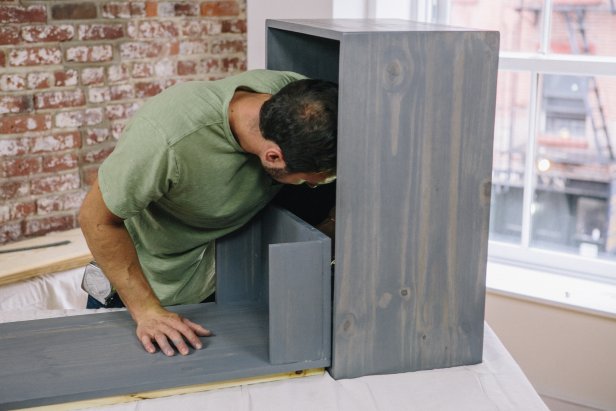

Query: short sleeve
left=98, top=116, right=177, bottom=219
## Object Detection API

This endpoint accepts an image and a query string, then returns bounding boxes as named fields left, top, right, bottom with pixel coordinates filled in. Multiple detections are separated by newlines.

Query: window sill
left=486, top=260, right=616, bottom=320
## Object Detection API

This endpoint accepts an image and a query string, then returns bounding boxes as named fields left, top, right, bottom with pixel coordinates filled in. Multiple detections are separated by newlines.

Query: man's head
left=259, top=78, right=338, bottom=185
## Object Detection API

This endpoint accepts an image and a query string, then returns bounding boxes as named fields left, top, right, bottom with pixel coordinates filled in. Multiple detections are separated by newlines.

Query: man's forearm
left=78, top=180, right=160, bottom=319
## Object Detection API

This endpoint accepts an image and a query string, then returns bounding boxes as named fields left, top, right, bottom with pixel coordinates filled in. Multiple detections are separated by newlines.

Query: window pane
left=449, top=0, right=544, bottom=52
left=490, top=71, right=532, bottom=244
left=550, top=1, right=616, bottom=57
left=531, top=74, right=616, bottom=260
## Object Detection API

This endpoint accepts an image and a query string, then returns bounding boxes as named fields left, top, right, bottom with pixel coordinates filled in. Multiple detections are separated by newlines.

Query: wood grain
left=0, top=229, right=92, bottom=286
left=267, top=19, right=500, bottom=379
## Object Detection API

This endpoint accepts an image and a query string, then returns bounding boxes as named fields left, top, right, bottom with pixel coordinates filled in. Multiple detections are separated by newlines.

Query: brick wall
left=0, top=1, right=247, bottom=245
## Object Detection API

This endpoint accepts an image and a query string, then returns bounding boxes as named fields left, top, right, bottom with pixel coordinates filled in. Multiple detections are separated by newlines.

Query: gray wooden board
left=269, top=241, right=329, bottom=365
left=216, top=216, right=265, bottom=305
left=266, top=19, right=499, bottom=379
left=0, top=303, right=329, bottom=409
left=262, top=207, right=332, bottom=366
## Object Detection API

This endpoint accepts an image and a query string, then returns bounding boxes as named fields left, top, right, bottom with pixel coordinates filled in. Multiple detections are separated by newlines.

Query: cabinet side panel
left=332, top=31, right=499, bottom=379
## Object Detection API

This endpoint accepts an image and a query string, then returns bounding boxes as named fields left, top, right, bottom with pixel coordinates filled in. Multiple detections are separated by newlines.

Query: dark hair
left=259, top=79, right=338, bottom=173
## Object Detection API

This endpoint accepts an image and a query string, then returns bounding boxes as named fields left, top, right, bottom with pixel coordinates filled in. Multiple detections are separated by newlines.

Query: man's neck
left=228, top=90, right=271, bottom=155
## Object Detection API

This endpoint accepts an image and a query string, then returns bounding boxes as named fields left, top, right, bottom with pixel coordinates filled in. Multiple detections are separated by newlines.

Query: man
left=79, top=69, right=338, bottom=357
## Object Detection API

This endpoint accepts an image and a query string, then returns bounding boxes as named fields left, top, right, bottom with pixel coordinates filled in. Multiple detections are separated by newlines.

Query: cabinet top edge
left=266, top=19, right=496, bottom=39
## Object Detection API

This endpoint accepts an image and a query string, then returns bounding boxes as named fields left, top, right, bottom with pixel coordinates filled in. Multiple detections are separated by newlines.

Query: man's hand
left=134, top=305, right=213, bottom=356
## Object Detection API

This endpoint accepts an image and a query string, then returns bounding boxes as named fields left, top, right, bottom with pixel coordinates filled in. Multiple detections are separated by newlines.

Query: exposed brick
left=135, top=80, right=169, bottom=98
left=43, top=152, right=79, bottom=172
left=27, top=72, right=54, bottom=89
left=131, top=62, right=154, bottom=78
left=180, top=41, right=208, bottom=55
left=222, top=56, right=245, bottom=73
left=107, top=63, right=129, bottom=83
left=145, top=1, right=157, bottom=17
left=0, top=95, right=32, bottom=115
left=8, top=47, right=63, bottom=67
left=55, top=69, right=79, bottom=87
left=0, top=113, right=51, bottom=134
left=0, top=26, right=20, bottom=45
left=201, top=1, right=239, bottom=17
left=34, top=90, right=86, bottom=110
left=81, top=67, right=105, bottom=85
left=0, top=180, right=29, bottom=201
left=127, top=20, right=178, bottom=39
left=177, top=60, right=197, bottom=76
left=0, top=205, right=9, bottom=224
left=66, top=45, right=113, bottom=63
left=21, top=25, right=75, bottom=43
left=10, top=201, right=36, bottom=220
left=85, top=127, right=110, bottom=145
left=158, top=2, right=199, bottom=17
left=31, top=171, right=80, bottom=195
left=0, top=221, right=22, bottom=244
left=120, top=42, right=165, bottom=59
left=85, top=108, right=104, bottom=125
left=0, top=74, right=26, bottom=91
left=37, top=191, right=86, bottom=215
left=102, top=2, right=146, bottom=18
left=24, top=215, right=75, bottom=237
left=88, top=86, right=110, bottom=103
left=154, top=59, right=175, bottom=77
left=0, top=5, right=46, bottom=24
left=111, top=121, right=126, bottom=139
left=0, top=137, right=31, bottom=156
left=181, top=20, right=222, bottom=37
left=32, top=131, right=81, bottom=153
left=83, top=146, right=114, bottom=164
left=105, top=102, right=139, bottom=120
left=200, top=57, right=220, bottom=73
left=78, top=24, right=124, bottom=41
left=211, top=39, right=245, bottom=54
left=51, top=3, right=97, bottom=20
left=54, top=110, right=83, bottom=128
left=221, top=19, right=246, bottom=33
left=0, top=51, right=5, bottom=67
left=110, top=84, right=134, bottom=100
left=1, top=157, right=42, bottom=178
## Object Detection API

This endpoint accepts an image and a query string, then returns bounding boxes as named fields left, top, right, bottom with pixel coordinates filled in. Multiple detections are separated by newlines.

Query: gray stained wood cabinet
left=0, top=19, right=499, bottom=408
left=266, top=19, right=499, bottom=379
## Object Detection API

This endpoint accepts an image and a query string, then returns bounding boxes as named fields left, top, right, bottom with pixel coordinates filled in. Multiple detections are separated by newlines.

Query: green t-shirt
left=98, top=69, right=305, bottom=306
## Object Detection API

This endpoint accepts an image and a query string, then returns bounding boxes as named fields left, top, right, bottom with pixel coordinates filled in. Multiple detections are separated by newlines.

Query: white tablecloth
left=0, top=269, right=548, bottom=411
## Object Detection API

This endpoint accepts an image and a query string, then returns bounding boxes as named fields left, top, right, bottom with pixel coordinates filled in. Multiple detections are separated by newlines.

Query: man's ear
left=262, top=144, right=286, bottom=169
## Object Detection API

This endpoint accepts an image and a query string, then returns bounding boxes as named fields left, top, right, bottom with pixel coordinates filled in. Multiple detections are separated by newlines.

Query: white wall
left=486, top=292, right=616, bottom=411
left=246, top=0, right=334, bottom=70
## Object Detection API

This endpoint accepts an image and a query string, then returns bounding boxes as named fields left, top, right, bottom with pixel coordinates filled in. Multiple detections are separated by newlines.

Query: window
left=448, top=0, right=616, bottom=280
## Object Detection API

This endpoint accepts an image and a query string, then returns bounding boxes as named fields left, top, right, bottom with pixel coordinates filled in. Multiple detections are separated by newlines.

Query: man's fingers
left=154, top=333, right=175, bottom=357
left=183, top=318, right=213, bottom=337
left=140, top=334, right=157, bottom=354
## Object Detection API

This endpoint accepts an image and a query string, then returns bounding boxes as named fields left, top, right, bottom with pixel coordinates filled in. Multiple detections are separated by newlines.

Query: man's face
left=264, top=166, right=336, bottom=188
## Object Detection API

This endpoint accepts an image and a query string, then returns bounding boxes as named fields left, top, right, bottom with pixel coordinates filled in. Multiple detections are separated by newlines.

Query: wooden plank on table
left=0, top=229, right=92, bottom=286
left=0, top=302, right=329, bottom=409
left=26, top=368, right=324, bottom=411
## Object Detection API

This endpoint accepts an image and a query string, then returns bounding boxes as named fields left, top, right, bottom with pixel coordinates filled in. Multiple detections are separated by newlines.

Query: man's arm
left=78, top=178, right=212, bottom=356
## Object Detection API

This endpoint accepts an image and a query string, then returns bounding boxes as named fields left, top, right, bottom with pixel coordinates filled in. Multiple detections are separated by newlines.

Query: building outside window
left=448, top=0, right=616, bottom=280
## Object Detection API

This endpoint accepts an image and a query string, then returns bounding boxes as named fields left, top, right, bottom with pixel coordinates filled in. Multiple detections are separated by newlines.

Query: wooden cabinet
left=266, top=19, right=499, bottom=379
